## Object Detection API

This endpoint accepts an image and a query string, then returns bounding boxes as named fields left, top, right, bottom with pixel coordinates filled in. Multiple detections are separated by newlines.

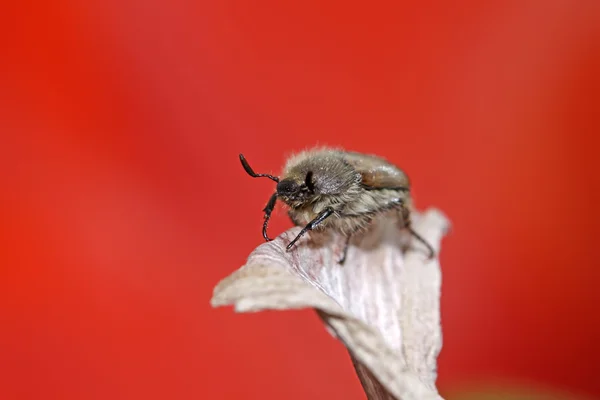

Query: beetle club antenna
left=239, top=154, right=279, bottom=182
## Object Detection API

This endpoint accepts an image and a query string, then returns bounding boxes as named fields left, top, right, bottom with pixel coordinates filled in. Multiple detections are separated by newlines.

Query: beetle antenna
left=305, top=171, right=315, bottom=192
left=239, top=154, right=279, bottom=182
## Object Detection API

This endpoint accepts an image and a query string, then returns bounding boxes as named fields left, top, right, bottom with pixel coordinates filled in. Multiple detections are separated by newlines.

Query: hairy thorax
left=286, top=187, right=410, bottom=236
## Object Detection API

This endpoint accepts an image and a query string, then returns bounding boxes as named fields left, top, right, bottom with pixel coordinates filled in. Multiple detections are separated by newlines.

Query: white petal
left=211, top=208, right=450, bottom=400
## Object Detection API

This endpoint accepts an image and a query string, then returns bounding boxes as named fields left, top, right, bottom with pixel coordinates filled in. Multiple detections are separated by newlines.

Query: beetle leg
left=261, top=193, right=278, bottom=241
left=286, top=207, right=334, bottom=251
left=398, top=204, right=435, bottom=259
left=337, top=234, right=352, bottom=265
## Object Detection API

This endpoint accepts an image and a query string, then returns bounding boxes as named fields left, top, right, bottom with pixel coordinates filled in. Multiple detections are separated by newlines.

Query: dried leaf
left=211, top=208, right=450, bottom=400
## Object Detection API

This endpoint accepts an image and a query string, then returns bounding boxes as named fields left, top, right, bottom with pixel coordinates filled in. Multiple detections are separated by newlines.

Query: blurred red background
left=1, top=0, right=599, bottom=399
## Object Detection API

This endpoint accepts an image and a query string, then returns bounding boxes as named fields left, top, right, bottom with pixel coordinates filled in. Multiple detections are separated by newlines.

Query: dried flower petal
left=211, top=208, right=450, bottom=400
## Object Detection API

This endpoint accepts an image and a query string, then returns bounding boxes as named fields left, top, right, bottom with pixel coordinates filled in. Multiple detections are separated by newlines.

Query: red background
left=2, top=0, right=599, bottom=399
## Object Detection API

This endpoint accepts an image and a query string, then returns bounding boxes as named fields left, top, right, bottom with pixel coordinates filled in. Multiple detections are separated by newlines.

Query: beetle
left=240, top=147, right=434, bottom=263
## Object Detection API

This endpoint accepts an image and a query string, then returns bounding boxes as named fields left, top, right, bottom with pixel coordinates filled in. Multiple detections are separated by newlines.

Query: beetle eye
left=305, top=171, right=315, bottom=192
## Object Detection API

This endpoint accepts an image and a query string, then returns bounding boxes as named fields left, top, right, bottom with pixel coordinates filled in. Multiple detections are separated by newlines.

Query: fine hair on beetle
left=239, top=147, right=435, bottom=264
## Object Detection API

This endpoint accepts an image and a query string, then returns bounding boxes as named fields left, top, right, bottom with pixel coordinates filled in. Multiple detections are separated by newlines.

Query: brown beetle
left=240, top=147, right=434, bottom=263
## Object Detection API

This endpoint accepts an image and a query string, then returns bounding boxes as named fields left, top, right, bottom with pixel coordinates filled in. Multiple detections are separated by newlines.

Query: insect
left=239, top=147, right=435, bottom=263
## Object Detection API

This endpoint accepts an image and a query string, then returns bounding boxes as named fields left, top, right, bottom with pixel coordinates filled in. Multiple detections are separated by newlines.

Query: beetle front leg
left=286, top=208, right=334, bottom=251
